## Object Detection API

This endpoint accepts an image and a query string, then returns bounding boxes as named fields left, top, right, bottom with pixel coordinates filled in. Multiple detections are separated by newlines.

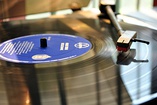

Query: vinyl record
left=0, top=17, right=156, bottom=105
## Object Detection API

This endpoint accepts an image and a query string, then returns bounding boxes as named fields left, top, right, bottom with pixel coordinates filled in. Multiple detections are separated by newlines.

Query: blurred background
left=0, top=0, right=157, bottom=28
left=0, top=0, right=156, bottom=19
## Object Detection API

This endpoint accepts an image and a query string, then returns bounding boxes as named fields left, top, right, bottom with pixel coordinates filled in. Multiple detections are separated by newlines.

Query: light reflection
left=26, top=12, right=51, bottom=20
left=26, top=90, right=30, bottom=104
left=141, top=9, right=157, bottom=21
left=118, top=15, right=157, bottom=30
left=120, top=40, right=152, bottom=104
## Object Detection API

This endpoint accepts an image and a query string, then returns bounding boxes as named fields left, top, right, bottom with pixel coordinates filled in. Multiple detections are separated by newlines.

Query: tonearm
left=99, top=1, right=149, bottom=52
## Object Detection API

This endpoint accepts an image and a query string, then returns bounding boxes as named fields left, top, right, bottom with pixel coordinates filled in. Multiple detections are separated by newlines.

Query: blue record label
left=0, top=34, right=92, bottom=63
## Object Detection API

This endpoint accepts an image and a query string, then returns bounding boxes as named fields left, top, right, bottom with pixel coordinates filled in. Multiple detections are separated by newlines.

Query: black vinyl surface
left=0, top=17, right=157, bottom=105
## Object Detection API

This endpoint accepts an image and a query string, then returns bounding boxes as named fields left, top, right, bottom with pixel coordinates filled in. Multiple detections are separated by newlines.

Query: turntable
left=0, top=0, right=157, bottom=105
